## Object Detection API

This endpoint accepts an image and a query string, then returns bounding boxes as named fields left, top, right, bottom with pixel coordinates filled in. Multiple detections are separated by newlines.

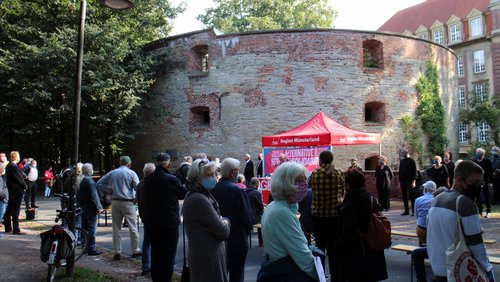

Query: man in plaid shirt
left=308, top=150, right=345, bottom=281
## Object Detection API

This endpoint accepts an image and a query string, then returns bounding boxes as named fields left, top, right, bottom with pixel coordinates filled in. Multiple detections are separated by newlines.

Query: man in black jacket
left=4, top=151, right=28, bottom=234
left=398, top=149, right=418, bottom=216
left=212, top=157, right=253, bottom=282
left=77, top=163, right=103, bottom=256
left=143, top=153, right=187, bottom=282
left=245, top=177, right=264, bottom=246
left=473, top=148, right=493, bottom=218
left=243, top=154, right=254, bottom=186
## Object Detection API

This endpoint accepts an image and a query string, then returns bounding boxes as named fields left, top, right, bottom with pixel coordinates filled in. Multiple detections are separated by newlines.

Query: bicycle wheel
left=47, top=264, right=57, bottom=282
left=74, top=227, right=89, bottom=261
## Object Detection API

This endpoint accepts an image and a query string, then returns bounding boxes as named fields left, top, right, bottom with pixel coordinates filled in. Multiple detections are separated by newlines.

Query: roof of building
left=377, top=0, right=489, bottom=33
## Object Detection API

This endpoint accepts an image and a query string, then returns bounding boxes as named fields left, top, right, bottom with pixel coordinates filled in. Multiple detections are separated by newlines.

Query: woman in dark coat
left=375, top=156, right=393, bottom=211
left=182, top=159, right=230, bottom=282
left=335, top=168, right=388, bottom=282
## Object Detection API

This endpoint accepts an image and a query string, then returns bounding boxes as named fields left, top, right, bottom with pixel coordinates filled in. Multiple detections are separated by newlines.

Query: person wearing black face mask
left=472, top=148, right=493, bottom=218
left=427, top=160, right=495, bottom=282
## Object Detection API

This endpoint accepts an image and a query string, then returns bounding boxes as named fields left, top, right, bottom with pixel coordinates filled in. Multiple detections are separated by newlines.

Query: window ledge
left=187, top=71, right=209, bottom=78
left=365, top=121, right=384, bottom=126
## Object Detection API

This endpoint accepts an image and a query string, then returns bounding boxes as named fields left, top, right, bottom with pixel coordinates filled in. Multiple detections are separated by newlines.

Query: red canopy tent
left=262, top=111, right=381, bottom=147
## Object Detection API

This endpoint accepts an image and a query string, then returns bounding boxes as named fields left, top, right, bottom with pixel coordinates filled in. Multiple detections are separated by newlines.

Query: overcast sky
left=169, top=0, right=426, bottom=35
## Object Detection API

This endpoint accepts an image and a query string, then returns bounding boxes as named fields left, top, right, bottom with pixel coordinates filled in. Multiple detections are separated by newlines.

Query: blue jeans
left=0, top=201, right=7, bottom=222
left=82, top=211, right=98, bottom=252
left=142, top=223, right=151, bottom=272
left=44, top=184, right=51, bottom=198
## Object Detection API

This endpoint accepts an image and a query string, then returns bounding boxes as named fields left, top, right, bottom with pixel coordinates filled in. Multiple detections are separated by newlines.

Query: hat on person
left=422, top=181, right=436, bottom=193
left=155, top=153, right=171, bottom=162
left=119, top=156, right=131, bottom=164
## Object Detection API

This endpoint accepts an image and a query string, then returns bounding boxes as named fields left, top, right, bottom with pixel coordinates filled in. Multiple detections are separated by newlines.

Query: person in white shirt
left=24, top=159, right=39, bottom=209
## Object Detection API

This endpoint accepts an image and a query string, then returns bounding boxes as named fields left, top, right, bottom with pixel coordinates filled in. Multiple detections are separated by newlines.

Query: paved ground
left=0, top=195, right=499, bottom=281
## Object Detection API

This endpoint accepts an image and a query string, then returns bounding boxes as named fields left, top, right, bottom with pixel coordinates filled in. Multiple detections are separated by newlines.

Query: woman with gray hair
left=182, top=158, right=230, bottom=282
left=258, top=162, right=319, bottom=281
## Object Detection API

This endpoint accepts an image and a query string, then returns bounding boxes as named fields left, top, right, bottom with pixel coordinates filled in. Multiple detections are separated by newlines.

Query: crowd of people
left=0, top=146, right=499, bottom=281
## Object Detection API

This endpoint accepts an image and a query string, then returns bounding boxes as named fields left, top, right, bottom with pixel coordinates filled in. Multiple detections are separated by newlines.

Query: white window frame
left=474, top=84, right=487, bottom=102
left=433, top=29, right=445, bottom=45
left=458, top=86, right=466, bottom=108
left=477, top=121, right=489, bottom=142
left=459, top=123, right=467, bottom=143
left=473, top=50, right=485, bottom=73
left=418, top=33, right=428, bottom=40
left=457, top=55, right=464, bottom=77
left=470, top=17, right=483, bottom=37
left=449, top=23, right=461, bottom=43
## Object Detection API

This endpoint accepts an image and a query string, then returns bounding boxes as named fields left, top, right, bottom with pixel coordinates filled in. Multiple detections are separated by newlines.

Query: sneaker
left=31, top=204, right=39, bottom=208
left=4, top=227, right=12, bottom=233
left=484, top=213, right=490, bottom=218
left=132, top=251, right=142, bottom=258
left=88, top=250, right=103, bottom=256
left=114, top=253, right=122, bottom=261
left=401, top=211, right=409, bottom=216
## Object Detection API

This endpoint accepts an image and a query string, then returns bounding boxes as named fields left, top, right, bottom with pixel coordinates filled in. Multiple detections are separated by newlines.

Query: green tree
left=415, top=61, right=448, bottom=159
left=460, top=92, right=500, bottom=146
left=0, top=0, right=184, bottom=171
left=197, top=0, right=337, bottom=33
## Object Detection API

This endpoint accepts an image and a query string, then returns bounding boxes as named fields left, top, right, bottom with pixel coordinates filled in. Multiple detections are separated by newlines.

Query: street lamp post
left=68, top=0, right=133, bottom=277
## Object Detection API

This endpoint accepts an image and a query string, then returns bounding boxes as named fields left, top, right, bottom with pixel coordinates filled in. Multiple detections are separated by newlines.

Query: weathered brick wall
left=129, top=29, right=458, bottom=175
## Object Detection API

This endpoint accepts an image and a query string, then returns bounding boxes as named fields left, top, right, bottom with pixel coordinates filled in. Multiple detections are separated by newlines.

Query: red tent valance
left=262, top=112, right=381, bottom=147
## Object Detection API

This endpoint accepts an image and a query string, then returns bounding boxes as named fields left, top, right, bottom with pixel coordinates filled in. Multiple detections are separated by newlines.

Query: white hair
left=81, top=163, right=93, bottom=175
left=187, top=159, right=218, bottom=184
left=143, top=162, right=155, bottom=176
left=270, top=162, right=307, bottom=200
left=476, top=148, right=485, bottom=155
left=220, top=158, right=240, bottom=177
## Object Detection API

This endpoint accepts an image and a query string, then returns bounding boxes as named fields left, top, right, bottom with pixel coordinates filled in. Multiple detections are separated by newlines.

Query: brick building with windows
left=129, top=29, right=458, bottom=171
left=378, top=0, right=498, bottom=156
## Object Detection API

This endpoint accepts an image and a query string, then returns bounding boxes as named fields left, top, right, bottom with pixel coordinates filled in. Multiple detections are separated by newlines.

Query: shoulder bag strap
left=454, top=195, right=466, bottom=243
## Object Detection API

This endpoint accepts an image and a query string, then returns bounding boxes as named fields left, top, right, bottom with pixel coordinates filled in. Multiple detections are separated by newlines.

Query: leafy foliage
left=460, top=92, right=499, bottom=146
left=197, top=0, right=337, bottom=33
left=401, top=114, right=424, bottom=167
left=415, top=61, right=448, bottom=159
left=0, top=0, right=183, bottom=171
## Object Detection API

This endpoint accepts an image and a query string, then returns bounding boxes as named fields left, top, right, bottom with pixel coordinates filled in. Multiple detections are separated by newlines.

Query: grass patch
left=54, top=266, right=118, bottom=282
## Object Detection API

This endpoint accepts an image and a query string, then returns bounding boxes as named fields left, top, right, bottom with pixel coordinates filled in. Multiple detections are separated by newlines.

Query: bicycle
left=40, top=193, right=89, bottom=282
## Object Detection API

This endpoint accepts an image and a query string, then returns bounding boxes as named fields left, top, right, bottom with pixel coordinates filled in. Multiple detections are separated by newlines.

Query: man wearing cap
left=143, top=153, right=187, bottom=282
left=96, top=155, right=141, bottom=260
left=398, top=149, right=418, bottom=216
left=414, top=181, right=436, bottom=246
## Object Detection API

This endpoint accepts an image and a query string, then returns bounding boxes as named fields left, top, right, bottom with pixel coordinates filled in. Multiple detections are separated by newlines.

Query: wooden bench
left=98, top=207, right=112, bottom=227
left=391, top=243, right=500, bottom=282
left=249, top=223, right=262, bottom=248
left=391, top=230, right=497, bottom=244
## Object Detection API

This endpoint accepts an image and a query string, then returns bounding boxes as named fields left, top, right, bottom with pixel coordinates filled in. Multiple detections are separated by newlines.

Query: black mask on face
left=258, top=156, right=262, bottom=160
left=464, top=180, right=481, bottom=191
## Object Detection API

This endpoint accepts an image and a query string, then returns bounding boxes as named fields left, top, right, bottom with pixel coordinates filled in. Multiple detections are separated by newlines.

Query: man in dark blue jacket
left=143, top=153, right=187, bottom=282
left=77, top=163, right=103, bottom=256
left=211, top=157, right=253, bottom=282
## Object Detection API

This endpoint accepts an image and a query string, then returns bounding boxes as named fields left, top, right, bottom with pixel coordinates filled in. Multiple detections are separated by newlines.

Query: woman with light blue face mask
left=181, top=158, right=231, bottom=282
left=426, top=155, right=450, bottom=189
